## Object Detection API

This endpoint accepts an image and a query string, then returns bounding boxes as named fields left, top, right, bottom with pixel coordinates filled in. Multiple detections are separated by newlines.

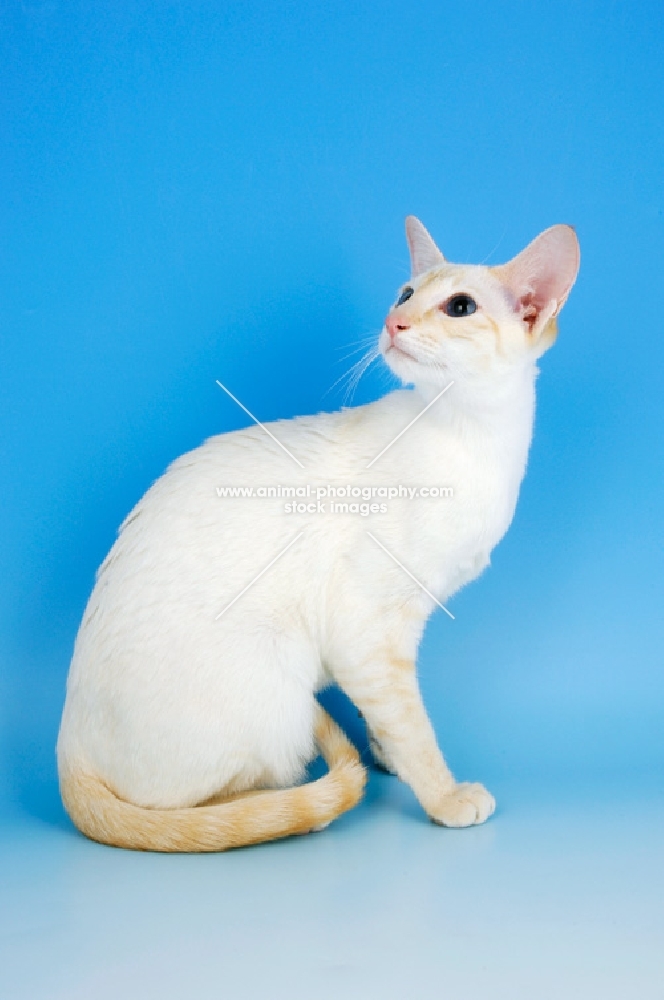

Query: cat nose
left=385, top=313, right=411, bottom=340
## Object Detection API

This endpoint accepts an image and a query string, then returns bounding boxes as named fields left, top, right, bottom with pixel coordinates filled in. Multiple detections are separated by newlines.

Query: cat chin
left=381, top=344, right=421, bottom=374
left=381, top=346, right=451, bottom=387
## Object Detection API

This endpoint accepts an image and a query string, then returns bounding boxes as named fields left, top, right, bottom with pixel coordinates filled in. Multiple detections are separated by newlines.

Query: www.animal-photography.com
left=1, top=3, right=662, bottom=998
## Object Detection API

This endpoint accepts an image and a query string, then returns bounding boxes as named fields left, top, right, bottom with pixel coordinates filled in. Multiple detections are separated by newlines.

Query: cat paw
left=431, top=782, right=495, bottom=828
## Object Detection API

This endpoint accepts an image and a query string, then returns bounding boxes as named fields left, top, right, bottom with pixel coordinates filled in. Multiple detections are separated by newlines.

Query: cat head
left=381, top=217, right=580, bottom=395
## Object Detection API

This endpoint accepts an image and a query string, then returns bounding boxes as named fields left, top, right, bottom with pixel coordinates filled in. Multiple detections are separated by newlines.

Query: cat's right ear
left=494, top=225, right=580, bottom=344
left=405, top=216, right=446, bottom=278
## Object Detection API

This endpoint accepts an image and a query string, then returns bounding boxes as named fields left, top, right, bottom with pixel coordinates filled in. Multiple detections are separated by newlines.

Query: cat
left=57, top=216, right=579, bottom=851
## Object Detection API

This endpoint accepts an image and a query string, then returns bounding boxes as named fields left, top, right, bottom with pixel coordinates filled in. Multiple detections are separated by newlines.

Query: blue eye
left=396, top=286, right=414, bottom=307
left=444, top=294, right=477, bottom=317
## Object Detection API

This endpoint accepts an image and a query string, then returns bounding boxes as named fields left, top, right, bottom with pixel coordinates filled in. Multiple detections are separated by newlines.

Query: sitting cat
left=57, top=216, right=579, bottom=851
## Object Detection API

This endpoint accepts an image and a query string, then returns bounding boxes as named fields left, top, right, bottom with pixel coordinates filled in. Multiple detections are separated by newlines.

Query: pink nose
left=385, top=313, right=411, bottom=340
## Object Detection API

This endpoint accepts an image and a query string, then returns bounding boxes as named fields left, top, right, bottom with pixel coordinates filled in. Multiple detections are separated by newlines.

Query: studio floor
left=1, top=771, right=663, bottom=1000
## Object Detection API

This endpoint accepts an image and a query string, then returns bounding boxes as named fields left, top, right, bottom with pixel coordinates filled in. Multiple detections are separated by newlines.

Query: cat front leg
left=336, top=660, right=495, bottom=828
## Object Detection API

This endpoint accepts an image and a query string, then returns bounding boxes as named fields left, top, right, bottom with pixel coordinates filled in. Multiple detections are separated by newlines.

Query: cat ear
left=494, top=225, right=580, bottom=340
left=405, top=216, right=446, bottom=278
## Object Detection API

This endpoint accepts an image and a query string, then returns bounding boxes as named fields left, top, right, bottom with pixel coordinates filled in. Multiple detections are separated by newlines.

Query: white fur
left=57, top=219, right=579, bottom=828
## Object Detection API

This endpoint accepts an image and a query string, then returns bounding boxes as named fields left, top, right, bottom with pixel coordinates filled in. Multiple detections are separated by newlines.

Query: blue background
left=1, top=2, right=663, bottom=997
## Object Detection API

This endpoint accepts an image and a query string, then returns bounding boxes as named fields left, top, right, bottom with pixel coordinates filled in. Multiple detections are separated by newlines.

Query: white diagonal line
left=366, top=531, right=455, bottom=620
left=215, top=531, right=304, bottom=620
left=216, top=380, right=305, bottom=468
left=366, top=381, right=454, bottom=469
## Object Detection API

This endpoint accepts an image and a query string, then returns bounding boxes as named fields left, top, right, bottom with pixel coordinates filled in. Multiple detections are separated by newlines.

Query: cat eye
left=396, top=286, right=414, bottom=307
left=443, top=294, right=477, bottom=317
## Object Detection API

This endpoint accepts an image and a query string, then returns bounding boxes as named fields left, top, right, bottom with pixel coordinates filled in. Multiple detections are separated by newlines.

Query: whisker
left=335, top=334, right=380, bottom=364
left=341, top=347, right=381, bottom=406
left=335, top=331, right=378, bottom=353
left=479, top=226, right=508, bottom=265
left=324, top=343, right=380, bottom=402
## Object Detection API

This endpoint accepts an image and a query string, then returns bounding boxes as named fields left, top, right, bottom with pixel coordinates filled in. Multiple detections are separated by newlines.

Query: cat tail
left=58, top=705, right=367, bottom=852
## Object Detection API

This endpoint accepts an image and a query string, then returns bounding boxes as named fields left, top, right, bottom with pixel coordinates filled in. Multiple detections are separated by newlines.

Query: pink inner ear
left=497, top=225, right=580, bottom=329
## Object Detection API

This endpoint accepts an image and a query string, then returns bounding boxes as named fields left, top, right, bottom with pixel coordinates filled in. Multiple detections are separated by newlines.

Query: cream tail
left=59, top=705, right=366, bottom=852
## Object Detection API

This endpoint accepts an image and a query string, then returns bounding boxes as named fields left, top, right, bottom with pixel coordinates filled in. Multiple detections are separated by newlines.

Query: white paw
left=432, top=782, right=496, bottom=828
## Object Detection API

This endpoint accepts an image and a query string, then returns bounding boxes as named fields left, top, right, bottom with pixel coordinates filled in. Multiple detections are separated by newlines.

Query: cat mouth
left=386, top=342, right=420, bottom=363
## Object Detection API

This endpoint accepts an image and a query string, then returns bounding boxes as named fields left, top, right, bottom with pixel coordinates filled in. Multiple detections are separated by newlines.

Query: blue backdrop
left=1, top=4, right=663, bottom=995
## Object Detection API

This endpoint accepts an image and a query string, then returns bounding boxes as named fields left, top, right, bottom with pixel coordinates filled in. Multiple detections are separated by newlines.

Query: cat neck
left=409, top=360, right=538, bottom=459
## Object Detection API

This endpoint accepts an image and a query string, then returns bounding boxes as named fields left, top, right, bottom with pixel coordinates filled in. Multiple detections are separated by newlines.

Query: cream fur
left=57, top=218, right=579, bottom=850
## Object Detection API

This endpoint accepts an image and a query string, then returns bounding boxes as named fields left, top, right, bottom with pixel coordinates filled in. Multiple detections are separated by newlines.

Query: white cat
left=57, top=217, right=579, bottom=851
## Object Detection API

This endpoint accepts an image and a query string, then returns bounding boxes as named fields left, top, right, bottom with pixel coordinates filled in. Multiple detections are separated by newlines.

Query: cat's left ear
left=405, top=216, right=446, bottom=278
left=494, top=225, right=580, bottom=347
